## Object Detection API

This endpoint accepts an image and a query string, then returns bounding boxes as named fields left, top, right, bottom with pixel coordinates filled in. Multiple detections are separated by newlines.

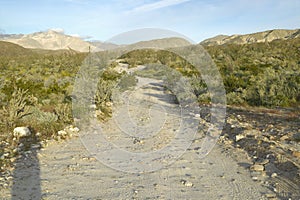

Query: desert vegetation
left=0, top=37, right=299, bottom=184
left=120, top=38, right=300, bottom=108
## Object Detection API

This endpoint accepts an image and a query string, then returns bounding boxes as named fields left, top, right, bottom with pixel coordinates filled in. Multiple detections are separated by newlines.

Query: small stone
left=57, top=130, right=67, bottom=136
left=250, top=164, right=264, bottom=171
left=181, top=180, right=193, bottom=187
left=250, top=171, right=261, bottom=177
left=3, top=153, right=9, bottom=158
left=13, top=127, right=31, bottom=137
left=265, top=193, right=276, bottom=198
left=31, top=144, right=40, bottom=149
left=261, top=171, right=267, bottom=177
left=279, top=135, right=289, bottom=141
left=256, top=159, right=269, bottom=165
left=292, top=151, right=300, bottom=158
left=252, top=176, right=258, bottom=181
left=185, top=182, right=193, bottom=187
left=235, top=134, right=245, bottom=142
left=237, top=115, right=242, bottom=120
left=133, top=138, right=144, bottom=144
left=271, top=173, right=277, bottom=178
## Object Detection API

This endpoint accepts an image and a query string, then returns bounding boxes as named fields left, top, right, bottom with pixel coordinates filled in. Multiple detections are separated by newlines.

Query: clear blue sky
left=0, top=0, right=299, bottom=43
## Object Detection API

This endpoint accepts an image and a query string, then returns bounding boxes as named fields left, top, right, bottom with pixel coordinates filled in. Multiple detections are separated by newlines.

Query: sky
left=0, top=0, right=299, bottom=43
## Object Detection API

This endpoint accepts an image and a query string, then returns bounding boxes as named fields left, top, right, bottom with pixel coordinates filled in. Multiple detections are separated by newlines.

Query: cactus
left=0, top=88, right=32, bottom=130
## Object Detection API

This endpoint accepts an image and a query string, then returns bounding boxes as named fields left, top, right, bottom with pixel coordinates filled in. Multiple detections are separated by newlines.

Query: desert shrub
left=205, top=37, right=300, bottom=108
left=0, top=88, right=33, bottom=130
left=23, top=106, right=61, bottom=139
left=117, top=74, right=137, bottom=92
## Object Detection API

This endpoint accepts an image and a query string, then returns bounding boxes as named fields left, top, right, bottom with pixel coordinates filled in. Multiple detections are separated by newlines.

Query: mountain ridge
left=200, top=29, right=300, bottom=46
left=0, top=30, right=98, bottom=52
left=1, top=28, right=300, bottom=51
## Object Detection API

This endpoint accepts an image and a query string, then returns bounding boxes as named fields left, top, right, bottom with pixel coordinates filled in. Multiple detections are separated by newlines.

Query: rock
left=18, top=143, right=24, bottom=148
left=250, top=164, right=264, bottom=171
left=184, top=181, right=193, bottom=187
left=265, top=193, right=276, bottom=198
left=271, top=173, right=277, bottom=178
left=237, top=115, right=242, bottom=120
left=1, top=153, right=9, bottom=159
left=70, top=127, right=79, bottom=132
left=255, top=159, right=269, bottom=165
left=13, top=127, right=31, bottom=137
left=57, top=130, right=67, bottom=136
left=89, top=104, right=96, bottom=109
left=292, top=151, right=300, bottom=158
left=180, top=179, right=193, bottom=187
left=279, top=135, right=289, bottom=141
left=235, top=134, right=245, bottom=142
left=133, top=138, right=144, bottom=144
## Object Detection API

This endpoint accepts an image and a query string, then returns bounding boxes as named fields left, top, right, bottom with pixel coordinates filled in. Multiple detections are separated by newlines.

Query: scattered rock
left=292, top=151, right=300, bottom=158
left=271, top=173, right=277, bottom=178
left=133, top=138, right=144, bottom=144
left=180, top=180, right=193, bottom=187
left=279, top=135, right=289, bottom=141
left=255, top=159, right=269, bottom=165
left=57, top=130, right=67, bottom=136
left=250, top=164, right=264, bottom=172
left=265, top=193, right=276, bottom=198
left=13, top=127, right=31, bottom=137
left=235, top=134, right=245, bottom=142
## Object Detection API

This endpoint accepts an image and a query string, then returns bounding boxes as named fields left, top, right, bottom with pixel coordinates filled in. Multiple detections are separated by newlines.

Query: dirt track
left=1, top=77, right=278, bottom=199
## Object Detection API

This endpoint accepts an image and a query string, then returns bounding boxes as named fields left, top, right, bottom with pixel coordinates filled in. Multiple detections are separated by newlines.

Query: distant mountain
left=201, top=29, right=300, bottom=46
left=118, top=37, right=192, bottom=51
left=90, top=40, right=120, bottom=51
left=0, top=31, right=191, bottom=52
left=0, top=30, right=98, bottom=52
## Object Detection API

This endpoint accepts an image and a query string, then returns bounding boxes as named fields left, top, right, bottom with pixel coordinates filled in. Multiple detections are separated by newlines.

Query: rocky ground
left=0, top=77, right=299, bottom=200
left=219, top=106, right=300, bottom=199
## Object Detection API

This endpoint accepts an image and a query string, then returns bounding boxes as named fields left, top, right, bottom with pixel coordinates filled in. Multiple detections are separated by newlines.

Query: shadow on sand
left=11, top=132, right=41, bottom=200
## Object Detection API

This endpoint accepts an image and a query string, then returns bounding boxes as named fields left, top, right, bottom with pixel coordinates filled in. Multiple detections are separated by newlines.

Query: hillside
left=204, top=37, right=300, bottom=107
left=113, top=37, right=300, bottom=108
left=125, top=37, right=192, bottom=49
left=0, top=30, right=98, bottom=52
left=0, top=41, right=33, bottom=57
left=201, top=29, right=300, bottom=46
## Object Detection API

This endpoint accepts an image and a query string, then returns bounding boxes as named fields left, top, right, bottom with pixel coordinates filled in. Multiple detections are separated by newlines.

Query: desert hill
left=201, top=29, right=300, bottom=46
left=0, top=30, right=98, bottom=52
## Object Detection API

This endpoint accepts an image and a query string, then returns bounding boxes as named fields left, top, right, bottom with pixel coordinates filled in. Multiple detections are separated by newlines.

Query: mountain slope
left=126, top=37, right=192, bottom=49
left=0, top=41, right=33, bottom=57
left=0, top=30, right=98, bottom=52
left=201, top=29, right=300, bottom=46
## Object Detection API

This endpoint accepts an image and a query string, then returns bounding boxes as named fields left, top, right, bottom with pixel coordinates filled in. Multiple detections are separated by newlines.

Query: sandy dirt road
left=1, top=77, right=274, bottom=199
